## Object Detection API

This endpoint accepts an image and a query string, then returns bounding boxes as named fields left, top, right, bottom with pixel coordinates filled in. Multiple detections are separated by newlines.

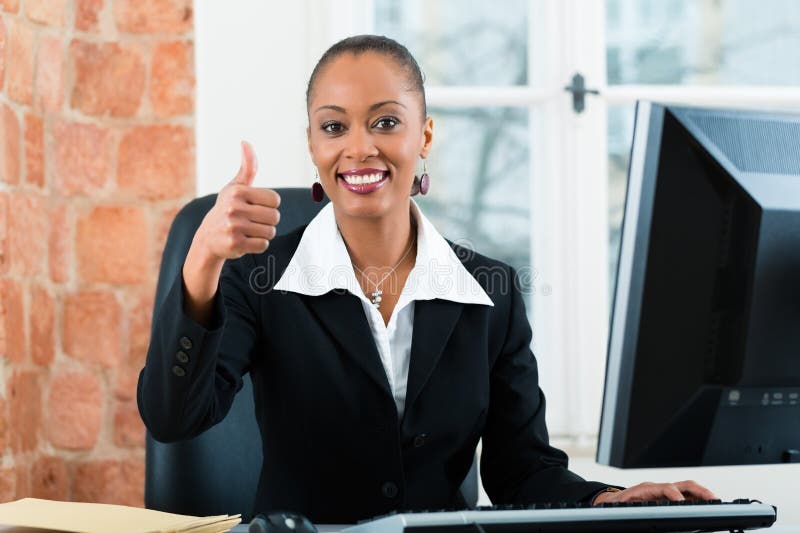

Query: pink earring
left=311, top=169, right=324, bottom=203
left=411, top=159, right=431, bottom=196
left=411, top=158, right=430, bottom=196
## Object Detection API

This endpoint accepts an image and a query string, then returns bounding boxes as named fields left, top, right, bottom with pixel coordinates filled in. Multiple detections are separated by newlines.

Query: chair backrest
left=144, top=188, right=478, bottom=521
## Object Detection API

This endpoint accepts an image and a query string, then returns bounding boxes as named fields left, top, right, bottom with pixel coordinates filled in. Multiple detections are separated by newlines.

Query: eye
left=321, top=121, right=344, bottom=134
left=374, top=116, right=399, bottom=130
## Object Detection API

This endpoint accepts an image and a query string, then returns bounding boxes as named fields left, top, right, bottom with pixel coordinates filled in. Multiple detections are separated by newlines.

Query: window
left=375, top=1, right=532, bottom=278
left=375, top=1, right=529, bottom=86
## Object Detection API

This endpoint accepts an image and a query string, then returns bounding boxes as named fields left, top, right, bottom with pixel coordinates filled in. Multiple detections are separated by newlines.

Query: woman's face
left=307, top=51, right=433, bottom=219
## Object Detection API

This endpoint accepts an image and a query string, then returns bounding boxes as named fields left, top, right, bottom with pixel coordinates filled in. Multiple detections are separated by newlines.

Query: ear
left=419, top=115, right=434, bottom=158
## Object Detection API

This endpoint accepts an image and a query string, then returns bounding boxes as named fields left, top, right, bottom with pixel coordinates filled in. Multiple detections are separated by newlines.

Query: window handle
left=564, top=72, right=600, bottom=113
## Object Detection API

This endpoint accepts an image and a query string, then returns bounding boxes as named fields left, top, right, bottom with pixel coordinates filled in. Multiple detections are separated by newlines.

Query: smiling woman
left=138, top=34, right=715, bottom=523
left=304, top=42, right=433, bottom=322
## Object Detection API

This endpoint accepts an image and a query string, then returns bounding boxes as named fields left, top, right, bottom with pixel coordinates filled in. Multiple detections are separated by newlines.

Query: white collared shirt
left=274, top=200, right=493, bottom=417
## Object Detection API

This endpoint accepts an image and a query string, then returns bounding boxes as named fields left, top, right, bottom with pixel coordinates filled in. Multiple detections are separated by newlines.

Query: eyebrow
left=313, top=100, right=407, bottom=114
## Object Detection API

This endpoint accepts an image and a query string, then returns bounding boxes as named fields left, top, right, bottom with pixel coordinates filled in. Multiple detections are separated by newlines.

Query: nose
left=343, top=125, right=379, bottom=161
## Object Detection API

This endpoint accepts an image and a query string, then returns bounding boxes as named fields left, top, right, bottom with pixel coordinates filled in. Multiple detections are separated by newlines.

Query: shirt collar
left=273, top=199, right=494, bottom=307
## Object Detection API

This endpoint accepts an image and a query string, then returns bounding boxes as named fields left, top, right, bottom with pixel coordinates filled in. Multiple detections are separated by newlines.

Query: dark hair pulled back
left=306, top=34, right=426, bottom=118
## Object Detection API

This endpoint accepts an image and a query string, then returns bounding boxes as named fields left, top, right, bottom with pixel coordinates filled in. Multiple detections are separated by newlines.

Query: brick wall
left=0, top=0, right=195, bottom=506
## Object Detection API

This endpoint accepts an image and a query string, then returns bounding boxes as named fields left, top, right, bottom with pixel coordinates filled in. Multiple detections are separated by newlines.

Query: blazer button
left=175, top=350, right=190, bottom=364
left=179, top=336, right=193, bottom=350
left=413, top=433, right=428, bottom=448
left=381, top=482, right=399, bottom=499
left=172, top=365, right=186, bottom=377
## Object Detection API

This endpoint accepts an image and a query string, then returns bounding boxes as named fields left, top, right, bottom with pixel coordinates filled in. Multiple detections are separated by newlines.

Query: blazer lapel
left=404, top=299, right=463, bottom=415
left=301, top=291, right=392, bottom=398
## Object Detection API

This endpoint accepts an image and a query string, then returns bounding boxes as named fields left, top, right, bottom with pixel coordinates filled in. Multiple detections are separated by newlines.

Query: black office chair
left=145, top=188, right=479, bottom=521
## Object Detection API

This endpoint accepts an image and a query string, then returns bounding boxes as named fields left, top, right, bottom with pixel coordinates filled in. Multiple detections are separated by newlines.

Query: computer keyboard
left=340, top=499, right=777, bottom=533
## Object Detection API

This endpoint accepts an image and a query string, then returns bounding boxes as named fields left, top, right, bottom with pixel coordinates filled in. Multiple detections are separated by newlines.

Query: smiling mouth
left=336, top=170, right=389, bottom=185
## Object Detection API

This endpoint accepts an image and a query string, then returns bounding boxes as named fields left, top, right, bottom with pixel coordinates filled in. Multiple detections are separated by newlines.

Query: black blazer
left=138, top=225, right=610, bottom=523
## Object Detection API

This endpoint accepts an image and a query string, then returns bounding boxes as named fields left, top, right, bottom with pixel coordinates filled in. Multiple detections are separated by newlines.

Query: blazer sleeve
left=480, top=266, right=611, bottom=504
left=137, top=254, right=260, bottom=443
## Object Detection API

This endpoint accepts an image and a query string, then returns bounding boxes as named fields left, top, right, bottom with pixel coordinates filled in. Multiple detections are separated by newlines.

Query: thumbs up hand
left=181, top=141, right=280, bottom=324
left=194, top=141, right=282, bottom=261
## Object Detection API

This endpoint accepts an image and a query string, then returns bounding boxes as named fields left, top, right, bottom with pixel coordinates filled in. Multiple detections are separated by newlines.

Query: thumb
left=231, top=140, right=258, bottom=186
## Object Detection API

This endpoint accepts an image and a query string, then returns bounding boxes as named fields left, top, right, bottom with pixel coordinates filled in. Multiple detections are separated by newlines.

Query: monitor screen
left=597, top=102, right=800, bottom=468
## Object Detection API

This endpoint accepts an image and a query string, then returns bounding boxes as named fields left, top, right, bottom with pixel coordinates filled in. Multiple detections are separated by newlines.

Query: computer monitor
left=597, top=102, right=800, bottom=468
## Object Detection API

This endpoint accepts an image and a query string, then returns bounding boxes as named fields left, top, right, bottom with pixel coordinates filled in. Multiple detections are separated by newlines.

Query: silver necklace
left=351, top=237, right=416, bottom=309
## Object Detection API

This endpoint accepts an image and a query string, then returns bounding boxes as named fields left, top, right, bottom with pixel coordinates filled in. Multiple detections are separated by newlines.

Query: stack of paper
left=0, top=498, right=241, bottom=533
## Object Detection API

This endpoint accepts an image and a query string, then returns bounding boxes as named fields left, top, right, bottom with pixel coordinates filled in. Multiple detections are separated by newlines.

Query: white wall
left=195, top=0, right=310, bottom=195
left=194, top=0, right=373, bottom=196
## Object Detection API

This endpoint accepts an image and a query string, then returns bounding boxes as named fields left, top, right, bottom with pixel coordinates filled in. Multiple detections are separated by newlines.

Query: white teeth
left=341, top=172, right=386, bottom=185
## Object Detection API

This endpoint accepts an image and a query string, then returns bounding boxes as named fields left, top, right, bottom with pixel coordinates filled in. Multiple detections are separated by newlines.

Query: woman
left=138, top=35, right=715, bottom=523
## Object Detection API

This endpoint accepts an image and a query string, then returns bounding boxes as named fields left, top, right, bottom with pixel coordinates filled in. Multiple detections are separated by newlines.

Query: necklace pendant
left=371, top=289, right=383, bottom=308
